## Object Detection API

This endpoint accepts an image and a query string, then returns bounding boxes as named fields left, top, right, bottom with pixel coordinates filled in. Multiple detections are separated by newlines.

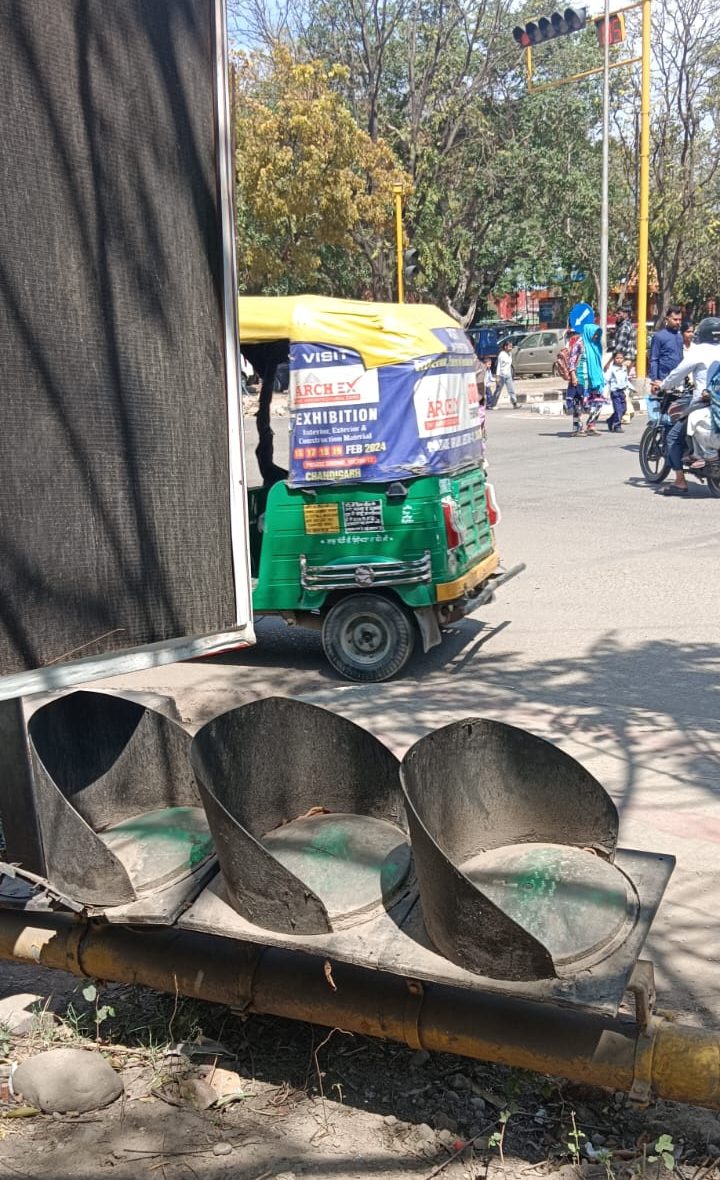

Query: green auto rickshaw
left=238, top=295, right=522, bottom=682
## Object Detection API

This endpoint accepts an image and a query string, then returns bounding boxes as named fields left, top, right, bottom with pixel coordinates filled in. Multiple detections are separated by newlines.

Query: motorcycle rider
left=655, top=317, right=720, bottom=495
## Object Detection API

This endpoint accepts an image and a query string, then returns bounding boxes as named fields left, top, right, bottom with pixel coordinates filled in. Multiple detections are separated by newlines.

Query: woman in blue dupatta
left=575, top=322, right=605, bottom=436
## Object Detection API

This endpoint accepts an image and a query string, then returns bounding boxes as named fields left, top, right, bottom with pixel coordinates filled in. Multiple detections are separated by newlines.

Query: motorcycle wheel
left=639, top=425, right=670, bottom=484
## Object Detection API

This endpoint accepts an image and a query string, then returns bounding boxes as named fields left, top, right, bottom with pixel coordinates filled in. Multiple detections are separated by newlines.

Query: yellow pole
left=393, top=183, right=404, bottom=303
left=635, top=0, right=651, bottom=379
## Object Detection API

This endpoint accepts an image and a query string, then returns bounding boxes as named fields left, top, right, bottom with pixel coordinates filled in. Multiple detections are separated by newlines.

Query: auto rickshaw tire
left=639, top=424, right=670, bottom=484
left=321, top=593, right=416, bottom=683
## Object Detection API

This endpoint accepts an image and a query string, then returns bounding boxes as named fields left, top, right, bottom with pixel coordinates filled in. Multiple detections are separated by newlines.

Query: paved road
left=100, top=406, right=720, bottom=1024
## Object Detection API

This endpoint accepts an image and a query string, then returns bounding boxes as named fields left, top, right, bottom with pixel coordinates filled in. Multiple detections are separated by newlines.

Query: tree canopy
left=230, top=0, right=720, bottom=321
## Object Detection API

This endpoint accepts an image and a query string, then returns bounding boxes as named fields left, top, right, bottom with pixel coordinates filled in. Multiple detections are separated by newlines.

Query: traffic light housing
left=513, top=6, right=587, bottom=47
left=594, top=11, right=626, bottom=46
left=403, top=247, right=419, bottom=283
left=0, top=695, right=674, bottom=1014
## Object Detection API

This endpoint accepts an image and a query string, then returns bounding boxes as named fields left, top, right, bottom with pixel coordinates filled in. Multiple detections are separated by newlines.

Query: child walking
left=606, top=349, right=629, bottom=432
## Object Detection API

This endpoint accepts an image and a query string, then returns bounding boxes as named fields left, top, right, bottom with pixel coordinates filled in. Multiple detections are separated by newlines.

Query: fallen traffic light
left=0, top=695, right=674, bottom=1020
left=513, top=6, right=588, bottom=46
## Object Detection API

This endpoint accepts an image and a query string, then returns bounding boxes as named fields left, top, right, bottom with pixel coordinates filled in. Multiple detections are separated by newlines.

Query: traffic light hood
left=0, top=694, right=674, bottom=1012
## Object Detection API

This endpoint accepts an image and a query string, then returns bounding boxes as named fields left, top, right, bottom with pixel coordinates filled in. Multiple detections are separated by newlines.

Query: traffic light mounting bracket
left=517, top=0, right=641, bottom=93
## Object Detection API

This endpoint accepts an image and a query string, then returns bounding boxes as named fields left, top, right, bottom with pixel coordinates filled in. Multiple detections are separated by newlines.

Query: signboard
left=289, top=329, right=484, bottom=486
left=569, top=302, right=596, bottom=331
left=538, top=298, right=564, bottom=325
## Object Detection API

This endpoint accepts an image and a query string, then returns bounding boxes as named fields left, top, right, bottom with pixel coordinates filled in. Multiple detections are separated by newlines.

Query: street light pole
left=599, top=0, right=611, bottom=350
left=393, top=183, right=404, bottom=304
left=635, top=0, right=651, bottom=379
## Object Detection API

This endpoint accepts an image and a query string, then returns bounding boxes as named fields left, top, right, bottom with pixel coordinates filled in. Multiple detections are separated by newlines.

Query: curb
left=516, top=390, right=646, bottom=417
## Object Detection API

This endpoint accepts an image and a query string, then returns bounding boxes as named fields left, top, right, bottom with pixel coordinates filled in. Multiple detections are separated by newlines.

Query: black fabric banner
left=0, top=0, right=237, bottom=674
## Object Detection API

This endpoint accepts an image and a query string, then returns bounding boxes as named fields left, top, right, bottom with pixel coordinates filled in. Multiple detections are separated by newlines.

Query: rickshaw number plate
left=304, top=503, right=340, bottom=534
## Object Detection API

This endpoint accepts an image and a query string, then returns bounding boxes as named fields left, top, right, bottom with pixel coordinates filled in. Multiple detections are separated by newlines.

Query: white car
left=511, top=329, right=565, bottom=377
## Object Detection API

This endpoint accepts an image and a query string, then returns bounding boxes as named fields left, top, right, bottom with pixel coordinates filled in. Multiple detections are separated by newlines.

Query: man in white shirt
left=493, top=340, right=518, bottom=409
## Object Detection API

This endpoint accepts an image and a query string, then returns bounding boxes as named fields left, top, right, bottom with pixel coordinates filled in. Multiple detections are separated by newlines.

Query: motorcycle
left=639, top=389, right=720, bottom=497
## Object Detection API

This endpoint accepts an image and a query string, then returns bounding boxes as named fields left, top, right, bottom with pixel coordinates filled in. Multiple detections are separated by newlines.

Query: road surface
left=98, top=404, right=720, bottom=1025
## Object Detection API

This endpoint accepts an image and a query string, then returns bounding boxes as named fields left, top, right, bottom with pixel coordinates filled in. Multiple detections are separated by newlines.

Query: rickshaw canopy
left=237, top=295, right=471, bottom=370
left=237, top=295, right=483, bottom=486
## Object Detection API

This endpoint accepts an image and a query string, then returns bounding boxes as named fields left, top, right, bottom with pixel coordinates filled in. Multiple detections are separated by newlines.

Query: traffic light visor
left=403, top=247, right=419, bottom=279
left=564, top=5, right=587, bottom=31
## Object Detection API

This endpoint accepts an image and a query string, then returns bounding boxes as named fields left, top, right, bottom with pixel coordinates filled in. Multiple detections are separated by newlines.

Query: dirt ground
left=0, top=964, right=719, bottom=1180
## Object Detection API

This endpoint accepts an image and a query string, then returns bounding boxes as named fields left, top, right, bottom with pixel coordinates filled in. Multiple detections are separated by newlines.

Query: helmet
left=693, top=317, right=720, bottom=344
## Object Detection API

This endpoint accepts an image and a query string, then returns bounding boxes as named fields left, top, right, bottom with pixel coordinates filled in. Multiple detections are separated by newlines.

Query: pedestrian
left=649, top=305, right=683, bottom=386
left=564, top=328, right=587, bottom=435
left=556, top=329, right=575, bottom=411
left=680, top=320, right=695, bottom=393
left=681, top=319, right=694, bottom=355
left=613, top=303, right=636, bottom=422
left=613, top=304, right=637, bottom=373
left=493, top=339, right=518, bottom=408
left=482, top=356, right=494, bottom=407
left=606, top=349, right=629, bottom=432
left=575, top=322, right=605, bottom=435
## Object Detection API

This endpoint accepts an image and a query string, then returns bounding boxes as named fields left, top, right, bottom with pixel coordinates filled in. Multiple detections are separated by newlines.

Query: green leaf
left=82, top=984, right=97, bottom=1003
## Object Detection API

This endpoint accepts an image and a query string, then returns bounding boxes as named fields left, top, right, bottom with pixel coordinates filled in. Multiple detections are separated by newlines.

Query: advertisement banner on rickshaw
left=288, top=333, right=484, bottom=486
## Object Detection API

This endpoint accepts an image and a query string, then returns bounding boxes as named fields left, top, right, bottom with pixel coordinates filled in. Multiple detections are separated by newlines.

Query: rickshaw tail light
left=442, top=498, right=463, bottom=550
left=485, top=483, right=501, bottom=527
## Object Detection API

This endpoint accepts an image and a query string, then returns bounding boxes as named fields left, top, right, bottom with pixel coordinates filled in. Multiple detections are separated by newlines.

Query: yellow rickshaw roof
left=237, top=295, right=465, bottom=368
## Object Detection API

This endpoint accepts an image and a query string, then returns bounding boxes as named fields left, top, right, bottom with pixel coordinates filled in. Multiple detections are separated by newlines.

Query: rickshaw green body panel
left=249, top=465, right=496, bottom=614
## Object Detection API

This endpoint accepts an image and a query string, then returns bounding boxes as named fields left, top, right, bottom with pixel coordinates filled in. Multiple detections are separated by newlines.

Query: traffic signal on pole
left=594, top=11, right=626, bottom=46
left=513, top=6, right=587, bottom=47
left=403, top=247, right=419, bottom=282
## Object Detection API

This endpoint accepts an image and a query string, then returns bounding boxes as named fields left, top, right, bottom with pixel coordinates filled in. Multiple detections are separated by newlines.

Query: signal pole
left=393, top=183, right=404, bottom=303
left=635, top=0, right=651, bottom=379
left=599, top=0, right=611, bottom=349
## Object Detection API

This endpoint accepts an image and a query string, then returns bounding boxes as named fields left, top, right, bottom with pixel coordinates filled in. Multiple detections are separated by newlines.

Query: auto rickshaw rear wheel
left=321, top=593, right=415, bottom=682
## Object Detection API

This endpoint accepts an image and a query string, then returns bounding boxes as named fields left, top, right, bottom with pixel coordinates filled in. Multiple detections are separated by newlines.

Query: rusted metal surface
left=189, top=697, right=405, bottom=935
left=0, top=911, right=718, bottom=1111
left=3, top=691, right=206, bottom=909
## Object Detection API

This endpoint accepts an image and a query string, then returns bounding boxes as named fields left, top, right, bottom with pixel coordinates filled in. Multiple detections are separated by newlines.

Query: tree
left=648, top=0, right=720, bottom=315
left=233, top=47, right=408, bottom=296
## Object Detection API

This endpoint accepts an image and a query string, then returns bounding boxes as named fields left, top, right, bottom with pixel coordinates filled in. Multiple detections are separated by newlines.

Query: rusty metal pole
left=1, top=913, right=719, bottom=1110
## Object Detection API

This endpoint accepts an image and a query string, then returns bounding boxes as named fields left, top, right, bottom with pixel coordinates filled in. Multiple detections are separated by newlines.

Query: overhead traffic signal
left=513, top=6, right=587, bottom=47
left=594, top=11, right=626, bottom=45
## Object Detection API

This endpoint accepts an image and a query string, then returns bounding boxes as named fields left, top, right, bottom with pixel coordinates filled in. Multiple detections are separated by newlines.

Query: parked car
left=511, top=329, right=565, bottom=377
left=497, top=327, right=529, bottom=351
left=466, top=326, right=499, bottom=360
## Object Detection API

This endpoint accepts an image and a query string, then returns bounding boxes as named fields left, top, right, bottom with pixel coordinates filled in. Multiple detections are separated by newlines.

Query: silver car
left=511, top=329, right=565, bottom=377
